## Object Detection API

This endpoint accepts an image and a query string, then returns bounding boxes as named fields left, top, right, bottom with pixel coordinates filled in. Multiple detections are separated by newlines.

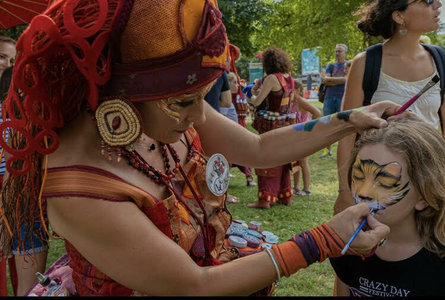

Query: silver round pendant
left=206, top=153, right=230, bottom=196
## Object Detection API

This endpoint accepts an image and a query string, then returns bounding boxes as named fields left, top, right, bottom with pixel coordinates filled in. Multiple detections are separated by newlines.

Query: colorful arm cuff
left=272, top=223, right=363, bottom=278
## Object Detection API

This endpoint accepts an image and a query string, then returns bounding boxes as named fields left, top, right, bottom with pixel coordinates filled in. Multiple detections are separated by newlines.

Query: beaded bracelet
left=265, top=248, right=281, bottom=287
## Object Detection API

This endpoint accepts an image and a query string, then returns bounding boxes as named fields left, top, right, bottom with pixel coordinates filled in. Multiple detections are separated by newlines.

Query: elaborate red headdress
left=0, top=0, right=229, bottom=175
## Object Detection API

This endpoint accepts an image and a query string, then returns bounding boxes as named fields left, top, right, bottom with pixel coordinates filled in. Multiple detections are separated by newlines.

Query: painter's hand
left=387, top=110, right=423, bottom=123
left=348, top=100, right=402, bottom=134
left=327, top=203, right=389, bottom=254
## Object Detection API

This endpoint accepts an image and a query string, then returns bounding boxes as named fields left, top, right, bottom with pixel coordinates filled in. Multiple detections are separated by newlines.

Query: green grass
left=8, top=101, right=342, bottom=296
left=228, top=142, right=338, bottom=296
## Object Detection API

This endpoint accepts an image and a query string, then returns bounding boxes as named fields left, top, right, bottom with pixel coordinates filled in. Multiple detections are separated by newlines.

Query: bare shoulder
left=351, top=51, right=366, bottom=70
left=263, top=74, right=281, bottom=91
left=264, top=74, right=279, bottom=83
left=47, top=195, right=148, bottom=240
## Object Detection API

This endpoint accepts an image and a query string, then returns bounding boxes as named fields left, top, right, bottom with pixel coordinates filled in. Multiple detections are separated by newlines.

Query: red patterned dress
left=39, top=129, right=235, bottom=296
left=254, top=74, right=294, bottom=205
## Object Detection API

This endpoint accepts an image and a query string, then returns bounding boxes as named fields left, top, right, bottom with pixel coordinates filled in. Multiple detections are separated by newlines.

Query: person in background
left=330, top=118, right=445, bottom=296
left=204, top=71, right=232, bottom=112
left=0, top=36, right=17, bottom=296
left=0, top=35, right=15, bottom=79
left=228, top=44, right=249, bottom=128
left=243, top=82, right=257, bottom=122
left=248, top=45, right=296, bottom=208
left=1, top=67, right=49, bottom=297
left=320, top=44, right=348, bottom=158
left=0, top=67, right=15, bottom=298
left=344, top=60, right=352, bottom=75
left=0, top=0, right=405, bottom=296
left=335, top=0, right=444, bottom=215
left=290, top=80, right=322, bottom=197
left=226, top=71, right=257, bottom=188
left=205, top=70, right=240, bottom=204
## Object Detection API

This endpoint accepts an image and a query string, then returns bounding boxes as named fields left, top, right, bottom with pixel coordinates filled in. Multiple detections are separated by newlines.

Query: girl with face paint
left=0, top=0, right=405, bottom=296
left=331, top=117, right=445, bottom=297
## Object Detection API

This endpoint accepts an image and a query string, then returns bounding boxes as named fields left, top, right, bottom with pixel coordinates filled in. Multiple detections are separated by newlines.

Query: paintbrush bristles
left=419, top=74, right=440, bottom=94
left=393, top=74, right=441, bottom=116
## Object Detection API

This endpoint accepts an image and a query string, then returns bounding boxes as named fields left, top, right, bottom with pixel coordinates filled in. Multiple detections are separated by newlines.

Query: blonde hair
left=227, top=72, right=237, bottom=82
left=350, top=118, right=445, bottom=258
left=294, top=79, right=303, bottom=96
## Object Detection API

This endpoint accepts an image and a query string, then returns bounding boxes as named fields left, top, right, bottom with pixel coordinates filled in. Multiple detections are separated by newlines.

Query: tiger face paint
left=351, top=154, right=410, bottom=212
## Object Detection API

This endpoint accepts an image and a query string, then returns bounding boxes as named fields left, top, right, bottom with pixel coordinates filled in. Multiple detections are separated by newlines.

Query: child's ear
left=415, top=198, right=429, bottom=211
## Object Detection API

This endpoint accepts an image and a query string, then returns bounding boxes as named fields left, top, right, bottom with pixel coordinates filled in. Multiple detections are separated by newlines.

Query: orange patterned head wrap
left=105, top=0, right=229, bottom=102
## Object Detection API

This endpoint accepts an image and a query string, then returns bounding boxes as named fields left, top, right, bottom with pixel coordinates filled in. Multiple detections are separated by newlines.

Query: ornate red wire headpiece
left=0, top=0, right=229, bottom=175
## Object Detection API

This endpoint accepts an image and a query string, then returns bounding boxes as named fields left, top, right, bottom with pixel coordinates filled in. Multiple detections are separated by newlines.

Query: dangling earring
left=94, top=98, right=143, bottom=162
left=399, top=23, right=408, bottom=35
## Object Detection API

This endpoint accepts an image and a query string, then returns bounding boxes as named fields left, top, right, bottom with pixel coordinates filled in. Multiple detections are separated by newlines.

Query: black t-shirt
left=204, top=71, right=230, bottom=112
left=330, top=248, right=445, bottom=297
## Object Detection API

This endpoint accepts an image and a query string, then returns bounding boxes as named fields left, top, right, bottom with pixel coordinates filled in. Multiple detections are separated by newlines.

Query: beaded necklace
left=123, top=143, right=180, bottom=184
left=122, top=139, right=214, bottom=265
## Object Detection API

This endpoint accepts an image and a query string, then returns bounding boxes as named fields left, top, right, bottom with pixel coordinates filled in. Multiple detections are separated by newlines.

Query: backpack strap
left=420, top=44, right=445, bottom=131
left=363, top=43, right=383, bottom=106
left=422, top=44, right=445, bottom=102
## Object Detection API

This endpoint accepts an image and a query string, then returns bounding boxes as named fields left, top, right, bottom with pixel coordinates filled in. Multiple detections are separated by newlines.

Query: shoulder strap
left=184, top=127, right=205, bottom=156
left=43, top=166, right=157, bottom=207
left=421, top=44, right=445, bottom=131
left=422, top=44, right=445, bottom=102
left=289, top=75, right=295, bottom=90
left=274, top=73, right=286, bottom=89
left=274, top=73, right=294, bottom=91
left=363, top=43, right=383, bottom=106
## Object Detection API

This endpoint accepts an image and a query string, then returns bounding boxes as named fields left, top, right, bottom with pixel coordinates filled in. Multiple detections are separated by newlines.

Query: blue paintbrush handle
left=341, top=217, right=367, bottom=255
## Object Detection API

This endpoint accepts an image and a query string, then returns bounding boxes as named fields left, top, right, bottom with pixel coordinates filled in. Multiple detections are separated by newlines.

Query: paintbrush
left=393, top=74, right=440, bottom=116
left=341, top=208, right=376, bottom=255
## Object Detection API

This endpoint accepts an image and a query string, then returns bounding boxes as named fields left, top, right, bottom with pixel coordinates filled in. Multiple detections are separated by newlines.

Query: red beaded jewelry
left=122, top=142, right=181, bottom=184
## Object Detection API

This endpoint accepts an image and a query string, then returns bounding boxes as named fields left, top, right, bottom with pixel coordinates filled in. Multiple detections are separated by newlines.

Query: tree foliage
left=1, top=1, right=443, bottom=78
left=0, top=25, right=28, bottom=41
left=219, top=0, right=271, bottom=58
left=253, top=0, right=379, bottom=72
left=221, top=0, right=442, bottom=77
